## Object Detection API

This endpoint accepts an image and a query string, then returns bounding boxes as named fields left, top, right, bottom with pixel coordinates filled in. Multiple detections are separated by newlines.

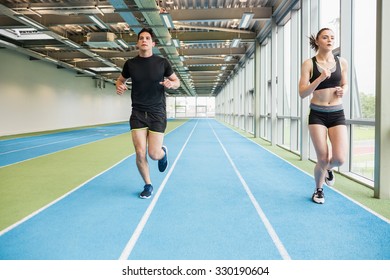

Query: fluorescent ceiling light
left=221, top=65, right=227, bottom=70
left=166, top=1, right=174, bottom=4
left=224, top=55, right=233, bottom=62
left=16, top=15, right=45, bottom=30
left=172, top=38, right=180, bottom=48
left=89, top=67, right=119, bottom=72
left=117, top=39, right=128, bottom=48
left=160, top=13, right=174, bottom=29
left=239, top=12, right=254, bottom=29
left=231, top=38, right=241, bottom=48
left=63, top=39, right=80, bottom=48
left=95, top=56, right=106, bottom=62
left=88, top=15, right=107, bottom=30
left=45, top=57, right=58, bottom=63
left=0, top=28, right=53, bottom=40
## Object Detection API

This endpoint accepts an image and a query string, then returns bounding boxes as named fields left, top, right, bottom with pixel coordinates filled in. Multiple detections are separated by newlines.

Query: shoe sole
left=325, top=179, right=335, bottom=186
left=140, top=192, right=152, bottom=199
left=312, top=192, right=325, bottom=204
left=325, top=171, right=335, bottom=186
left=158, top=146, right=169, bottom=172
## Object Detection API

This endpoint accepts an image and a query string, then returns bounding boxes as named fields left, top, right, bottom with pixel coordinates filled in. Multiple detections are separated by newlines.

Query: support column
left=254, top=42, right=261, bottom=138
left=271, top=19, right=278, bottom=146
left=299, top=0, right=314, bottom=160
left=374, top=0, right=390, bottom=199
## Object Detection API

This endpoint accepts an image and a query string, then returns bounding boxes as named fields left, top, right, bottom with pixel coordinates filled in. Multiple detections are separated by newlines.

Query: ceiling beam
left=169, top=7, right=272, bottom=22
left=180, top=47, right=245, bottom=56
left=172, top=30, right=255, bottom=41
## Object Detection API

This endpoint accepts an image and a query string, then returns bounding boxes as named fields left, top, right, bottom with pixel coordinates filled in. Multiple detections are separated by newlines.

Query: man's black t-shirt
left=121, top=54, right=174, bottom=113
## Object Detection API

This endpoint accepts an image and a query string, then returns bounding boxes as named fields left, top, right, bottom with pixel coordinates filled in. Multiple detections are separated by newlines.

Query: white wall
left=0, top=48, right=131, bottom=136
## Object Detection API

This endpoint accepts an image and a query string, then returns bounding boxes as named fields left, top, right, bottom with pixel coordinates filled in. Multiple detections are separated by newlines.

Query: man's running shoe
left=325, top=169, right=335, bottom=186
left=312, top=188, right=325, bottom=204
left=158, top=146, right=168, bottom=172
left=140, top=184, right=153, bottom=199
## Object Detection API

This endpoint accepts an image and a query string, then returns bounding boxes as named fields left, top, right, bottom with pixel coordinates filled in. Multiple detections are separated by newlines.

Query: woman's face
left=316, top=29, right=335, bottom=51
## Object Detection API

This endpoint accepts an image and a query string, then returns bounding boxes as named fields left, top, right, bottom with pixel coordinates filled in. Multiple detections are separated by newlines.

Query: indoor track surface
left=1, top=119, right=389, bottom=260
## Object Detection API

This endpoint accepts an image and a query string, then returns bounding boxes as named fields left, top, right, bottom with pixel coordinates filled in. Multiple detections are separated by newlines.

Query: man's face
left=137, top=31, right=155, bottom=51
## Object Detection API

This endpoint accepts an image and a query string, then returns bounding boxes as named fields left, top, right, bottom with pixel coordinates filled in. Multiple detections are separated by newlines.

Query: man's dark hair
left=137, top=28, right=155, bottom=41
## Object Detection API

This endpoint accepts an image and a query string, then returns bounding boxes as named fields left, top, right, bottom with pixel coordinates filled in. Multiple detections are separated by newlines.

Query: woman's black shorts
left=309, top=109, right=346, bottom=128
left=129, top=109, right=167, bottom=133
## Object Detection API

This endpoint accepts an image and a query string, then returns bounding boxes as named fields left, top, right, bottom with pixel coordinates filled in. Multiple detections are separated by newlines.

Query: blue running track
left=0, top=123, right=129, bottom=167
left=0, top=119, right=389, bottom=260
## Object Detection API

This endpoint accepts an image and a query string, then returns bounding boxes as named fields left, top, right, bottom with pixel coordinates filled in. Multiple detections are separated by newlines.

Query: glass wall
left=215, top=0, right=378, bottom=187
left=275, top=9, right=301, bottom=153
left=197, top=96, right=215, bottom=118
left=167, top=96, right=215, bottom=119
left=350, top=0, right=376, bottom=180
left=320, top=0, right=340, bottom=49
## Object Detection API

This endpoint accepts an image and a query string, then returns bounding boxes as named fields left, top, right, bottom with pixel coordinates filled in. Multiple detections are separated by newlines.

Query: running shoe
left=140, top=184, right=153, bottom=199
left=312, top=188, right=325, bottom=204
left=325, top=169, right=335, bottom=186
left=158, top=145, right=168, bottom=172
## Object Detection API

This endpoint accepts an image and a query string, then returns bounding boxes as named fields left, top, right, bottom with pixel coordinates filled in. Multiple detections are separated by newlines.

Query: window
left=350, top=0, right=376, bottom=181
left=167, top=96, right=215, bottom=118
left=320, top=0, right=340, bottom=49
left=352, top=0, right=376, bottom=119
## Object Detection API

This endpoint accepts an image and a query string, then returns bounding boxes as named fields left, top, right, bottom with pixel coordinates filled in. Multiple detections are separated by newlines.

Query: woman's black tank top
left=310, top=55, right=342, bottom=90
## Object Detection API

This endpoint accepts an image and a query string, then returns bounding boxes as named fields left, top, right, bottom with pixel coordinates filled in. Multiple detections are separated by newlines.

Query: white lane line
left=0, top=133, right=128, bottom=169
left=0, top=155, right=132, bottom=237
left=0, top=121, right=191, bottom=235
left=0, top=133, right=101, bottom=155
left=209, top=120, right=291, bottom=260
left=217, top=120, right=390, bottom=225
left=118, top=120, right=199, bottom=260
left=0, top=132, right=81, bottom=147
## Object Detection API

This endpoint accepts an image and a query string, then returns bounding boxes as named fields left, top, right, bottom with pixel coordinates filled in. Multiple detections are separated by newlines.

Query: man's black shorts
left=309, top=109, right=346, bottom=128
left=129, top=109, right=167, bottom=133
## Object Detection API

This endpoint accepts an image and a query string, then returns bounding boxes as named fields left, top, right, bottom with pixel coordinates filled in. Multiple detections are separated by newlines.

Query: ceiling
left=0, top=0, right=296, bottom=96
